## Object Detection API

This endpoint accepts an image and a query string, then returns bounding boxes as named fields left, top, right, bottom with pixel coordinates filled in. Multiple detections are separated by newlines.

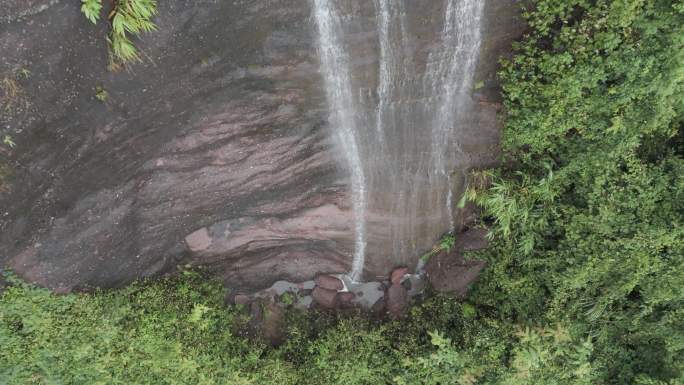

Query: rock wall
left=0, top=0, right=525, bottom=292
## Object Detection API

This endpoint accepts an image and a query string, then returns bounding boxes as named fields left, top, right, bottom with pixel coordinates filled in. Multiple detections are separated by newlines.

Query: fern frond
left=81, top=0, right=158, bottom=68
left=107, top=0, right=158, bottom=67
left=81, top=0, right=103, bottom=24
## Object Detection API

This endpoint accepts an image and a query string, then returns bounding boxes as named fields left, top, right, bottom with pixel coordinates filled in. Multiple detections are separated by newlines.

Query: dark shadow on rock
left=386, top=283, right=408, bottom=320
left=247, top=300, right=286, bottom=346
left=425, top=228, right=490, bottom=298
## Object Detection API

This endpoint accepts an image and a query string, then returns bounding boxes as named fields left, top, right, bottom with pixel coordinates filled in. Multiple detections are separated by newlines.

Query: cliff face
left=0, top=0, right=525, bottom=292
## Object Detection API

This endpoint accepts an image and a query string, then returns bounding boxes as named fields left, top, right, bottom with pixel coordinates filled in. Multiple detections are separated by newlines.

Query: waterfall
left=430, top=0, right=484, bottom=232
left=312, top=0, right=368, bottom=282
left=312, top=0, right=484, bottom=281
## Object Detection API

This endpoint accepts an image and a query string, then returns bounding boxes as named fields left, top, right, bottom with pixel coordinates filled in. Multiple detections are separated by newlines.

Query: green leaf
left=80, top=0, right=103, bottom=24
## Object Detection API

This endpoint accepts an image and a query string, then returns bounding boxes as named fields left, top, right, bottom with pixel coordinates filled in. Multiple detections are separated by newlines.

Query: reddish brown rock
left=261, top=302, right=286, bottom=346
left=386, top=283, right=408, bottom=319
left=315, top=275, right=344, bottom=291
left=185, top=228, right=212, bottom=252
left=390, top=266, right=409, bottom=285
left=425, top=249, right=487, bottom=298
left=337, top=291, right=355, bottom=304
left=249, top=302, right=264, bottom=325
left=312, top=286, right=339, bottom=308
left=370, top=298, right=385, bottom=314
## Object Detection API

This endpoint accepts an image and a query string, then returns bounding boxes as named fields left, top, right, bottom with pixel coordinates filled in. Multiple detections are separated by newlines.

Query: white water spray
left=429, top=0, right=484, bottom=232
left=431, top=0, right=484, bottom=171
left=312, top=0, right=368, bottom=282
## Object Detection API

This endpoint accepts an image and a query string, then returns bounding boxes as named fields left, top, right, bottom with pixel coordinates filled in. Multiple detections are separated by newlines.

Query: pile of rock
left=225, top=268, right=420, bottom=345
left=228, top=266, right=424, bottom=321
left=227, top=227, right=493, bottom=345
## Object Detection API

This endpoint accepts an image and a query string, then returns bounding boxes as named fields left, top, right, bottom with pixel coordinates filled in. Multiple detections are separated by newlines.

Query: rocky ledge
left=230, top=227, right=491, bottom=344
left=0, top=0, right=524, bottom=293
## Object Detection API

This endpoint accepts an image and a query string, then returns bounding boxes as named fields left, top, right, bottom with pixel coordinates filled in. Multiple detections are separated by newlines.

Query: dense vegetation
left=0, top=271, right=596, bottom=384
left=1, top=0, right=682, bottom=383
left=468, top=0, right=683, bottom=382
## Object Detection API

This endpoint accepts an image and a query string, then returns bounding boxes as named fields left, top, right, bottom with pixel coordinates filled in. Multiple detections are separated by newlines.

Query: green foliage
left=421, top=233, right=457, bottom=262
left=394, top=331, right=485, bottom=385
left=2, top=135, right=15, bottom=148
left=279, top=292, right=295, bottom=306
left=109, top=0, right=158, bottom=68
left=502, top=325, right=596, bottom=385
left=0, top=273, right=269, bottom=384
left=94, top=86, right=109, bottom=102
left=80, top=0, right=158, bottom=69
left=81, top=0, right=103, bottom=24
left=2, top=271, right=608, bottom=385
left=302, top=320, right=397, bottom=384
left=469, top=0, right=684, bottom=383
left=394, top=324, right=597, bottom=385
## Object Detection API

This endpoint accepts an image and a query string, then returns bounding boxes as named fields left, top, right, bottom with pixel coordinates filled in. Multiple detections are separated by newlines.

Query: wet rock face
left=0, top=1, right=525, bottom=292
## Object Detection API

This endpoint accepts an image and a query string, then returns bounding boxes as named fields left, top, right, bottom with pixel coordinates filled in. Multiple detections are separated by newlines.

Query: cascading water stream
left=312, top=0, right=484, bottom=281
left=311, top=0, right=368, bottom=282
left=430, top=0, right=484, bottom=231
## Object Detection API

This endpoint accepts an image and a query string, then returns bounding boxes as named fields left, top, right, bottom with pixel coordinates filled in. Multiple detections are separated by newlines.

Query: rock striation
left=0, top=1, right=525, bottom=292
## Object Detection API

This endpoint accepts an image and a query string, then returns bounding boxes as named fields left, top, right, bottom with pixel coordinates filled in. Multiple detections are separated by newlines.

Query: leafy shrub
left=469, top=0, right=684, bottom=383
left=2, top=272, right=605, bottom=385
left=0, top=272, right=268, bottom=384
left=394, top=325, right=596, bottom=385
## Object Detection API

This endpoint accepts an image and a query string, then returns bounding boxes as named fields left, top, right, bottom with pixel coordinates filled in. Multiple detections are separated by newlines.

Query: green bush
left=469, top=0, right=683, bottom=383
left=1, top=271, right=609, bottom=385
left=0, top=272, right=269, bottom=384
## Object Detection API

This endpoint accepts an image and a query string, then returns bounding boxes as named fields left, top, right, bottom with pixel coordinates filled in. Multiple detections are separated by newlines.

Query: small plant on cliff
left=0, top=71, right=30, bottom=115
left=94, top=86, right=109, bottom=102
left=2, top=135, right=15, bottom=149
left=420, top=233, right=456, bottom=262
left=81, top=0, right=158, bottom=70
left=0, top=134, right=13, bottom=192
